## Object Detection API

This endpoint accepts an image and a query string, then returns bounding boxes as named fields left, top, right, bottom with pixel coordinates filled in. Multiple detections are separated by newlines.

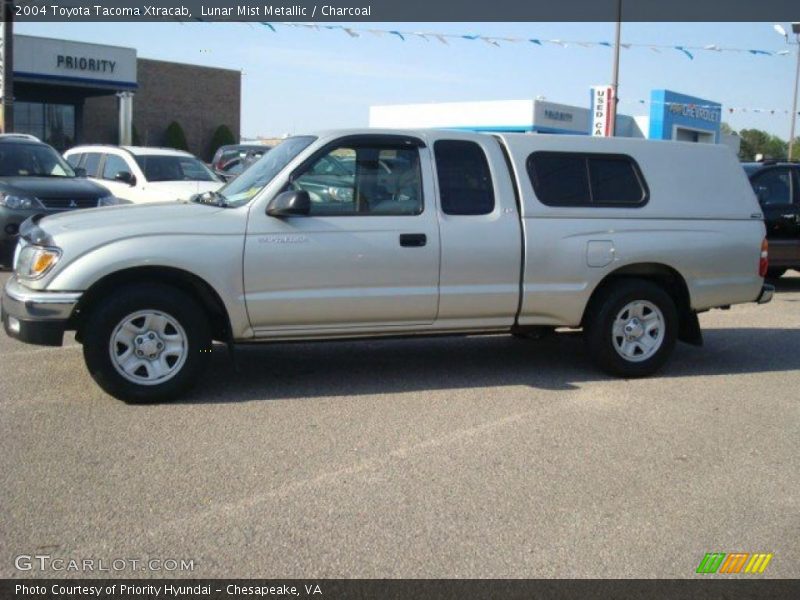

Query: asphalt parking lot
left=0, top=270, right=798, bottom=579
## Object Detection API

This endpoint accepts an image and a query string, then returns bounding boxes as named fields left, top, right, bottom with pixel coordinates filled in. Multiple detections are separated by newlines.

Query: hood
left=20, top=201, right=248, bottom=291
left=143, top=180, right=223, bottom=201
left=40, top=201, right=229, bottom=237
left=0, top=176, right=111, bottom=199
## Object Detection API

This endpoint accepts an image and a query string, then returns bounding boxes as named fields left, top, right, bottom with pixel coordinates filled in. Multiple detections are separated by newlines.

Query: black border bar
left=3, top=579, right=800, bottom=600
left=7, top=0, right=800, bottom=22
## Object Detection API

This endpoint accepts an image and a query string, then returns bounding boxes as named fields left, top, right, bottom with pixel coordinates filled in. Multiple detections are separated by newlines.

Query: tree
left=737, top=128, right=787, bottom=161
left=209, top=124, right=237, bottom=159
left=163, top=121, right=188, bottom=151
left=790, top=137, right=800, bottom=161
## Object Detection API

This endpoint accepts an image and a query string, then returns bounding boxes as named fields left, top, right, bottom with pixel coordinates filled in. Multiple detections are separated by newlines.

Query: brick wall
left=83, top=58, right=241, bottom=160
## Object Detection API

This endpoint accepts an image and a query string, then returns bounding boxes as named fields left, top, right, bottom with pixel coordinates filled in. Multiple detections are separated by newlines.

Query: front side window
left=433, top=140, right=495, bottom=215
left=751, top=169, right=793, bottom=206
left=291, top=144, right=422, bottom=216
left=65, top=153, right=82, bottom=168
left=102, top=154, right=130, bottom=180
left=527, top=152, right=647, bottom=207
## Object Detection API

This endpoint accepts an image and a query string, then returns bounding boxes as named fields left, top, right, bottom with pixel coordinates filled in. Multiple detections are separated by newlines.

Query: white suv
left=63, top=145, right=222, bottom=204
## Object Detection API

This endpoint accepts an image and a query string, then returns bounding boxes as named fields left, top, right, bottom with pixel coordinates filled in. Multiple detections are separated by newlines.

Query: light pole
left=1, top=0, right=13, bottom=133
left=610, top=0, right=622, bottom=136
left=775, top=23, right=800, bottom=159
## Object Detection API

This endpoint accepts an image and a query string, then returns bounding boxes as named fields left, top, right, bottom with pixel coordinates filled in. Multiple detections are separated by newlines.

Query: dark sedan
left=0, top=137, right=116, bottom=265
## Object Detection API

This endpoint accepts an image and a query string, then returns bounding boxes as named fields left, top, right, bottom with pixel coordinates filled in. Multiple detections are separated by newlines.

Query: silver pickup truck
left=2, top=129, right=774, bottom=402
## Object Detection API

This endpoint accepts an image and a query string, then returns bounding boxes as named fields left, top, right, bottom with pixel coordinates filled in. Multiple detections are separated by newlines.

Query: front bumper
left=1, top=277, right=82, bottom=346
left=756, top=283, right=775, bottom=305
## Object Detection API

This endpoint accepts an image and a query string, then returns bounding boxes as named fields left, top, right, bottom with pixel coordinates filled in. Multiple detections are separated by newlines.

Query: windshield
left=217, top=136, right=316, bottom=207
left=134, top=155, right=219, bottom=182
left=0, top=143, right=76, bottom=177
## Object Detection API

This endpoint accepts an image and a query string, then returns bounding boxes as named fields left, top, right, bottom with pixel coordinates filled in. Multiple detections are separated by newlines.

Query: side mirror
left=73, top=167, right=87, bottom=178
left=115, top=171, right=136, bottom=186
left=267, top=190, right=311, bottom=217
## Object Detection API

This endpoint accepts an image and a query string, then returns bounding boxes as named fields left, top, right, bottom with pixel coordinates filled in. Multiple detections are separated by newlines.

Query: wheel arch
left=582, top=262, right=702, bottom=346
left=72, top=266, right=232, bottom=344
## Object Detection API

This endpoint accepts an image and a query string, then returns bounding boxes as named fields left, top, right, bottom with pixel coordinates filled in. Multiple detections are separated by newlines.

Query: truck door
left=751, top=166, right=800, bottom=267
left=243, top=136, right=440, bottom=334
left=431, top=137, right=522, bottom=327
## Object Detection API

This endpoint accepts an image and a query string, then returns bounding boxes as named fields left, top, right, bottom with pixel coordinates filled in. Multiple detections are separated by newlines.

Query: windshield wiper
left=191, top=190, right=229, bottom=207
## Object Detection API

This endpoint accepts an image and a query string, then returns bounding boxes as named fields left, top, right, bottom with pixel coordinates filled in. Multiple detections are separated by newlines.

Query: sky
left=14, top=21, right=800, bottom=140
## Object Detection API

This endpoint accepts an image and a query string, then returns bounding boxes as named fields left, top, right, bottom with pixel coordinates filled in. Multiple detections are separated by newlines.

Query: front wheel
left=82, top=284, right=212, bottom=403
left=584, top=279, right=678, bottom=378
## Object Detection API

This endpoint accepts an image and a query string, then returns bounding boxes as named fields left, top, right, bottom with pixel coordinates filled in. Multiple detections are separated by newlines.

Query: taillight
left=759, top=238, right=769, bottom=278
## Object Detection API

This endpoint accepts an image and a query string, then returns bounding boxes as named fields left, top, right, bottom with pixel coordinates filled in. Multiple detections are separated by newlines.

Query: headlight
left=15, top=245, right=61, bottom=280
left=0, top=192, right=45, bottom=210
left=96, top=195, right=120, bottom=207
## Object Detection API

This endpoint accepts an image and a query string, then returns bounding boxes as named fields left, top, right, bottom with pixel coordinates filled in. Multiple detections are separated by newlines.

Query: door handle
left=399, top=233, right=427, bottom=247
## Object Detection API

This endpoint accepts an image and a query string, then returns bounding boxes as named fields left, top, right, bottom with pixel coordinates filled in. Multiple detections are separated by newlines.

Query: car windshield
left=216, top=136, right=316, bottom=207
left=134, top=155, right=219, bottom=182
left=0, top=143, right=76, bottom=177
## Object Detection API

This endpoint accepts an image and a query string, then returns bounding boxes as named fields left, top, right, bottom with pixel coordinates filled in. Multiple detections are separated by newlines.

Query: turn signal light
left=32, top=252, right=57, bottom=274
left=758, top=238, right=769, bottom=278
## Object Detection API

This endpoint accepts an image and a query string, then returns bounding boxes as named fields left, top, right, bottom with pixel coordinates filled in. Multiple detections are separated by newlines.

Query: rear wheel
left=584, top=279, right=678, bottom=378
left=82, top=284, right=212, bottom=402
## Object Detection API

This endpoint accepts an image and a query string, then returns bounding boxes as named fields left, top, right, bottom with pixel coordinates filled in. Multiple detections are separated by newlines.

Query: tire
left=584, top=279, right=678, bottom=378
left=766, top=268, right=786, bottom=280
left=82, top=283, right=212, bottom=403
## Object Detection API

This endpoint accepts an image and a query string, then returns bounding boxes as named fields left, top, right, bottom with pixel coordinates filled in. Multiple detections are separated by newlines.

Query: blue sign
left=648, top=89, right=722, bottom=143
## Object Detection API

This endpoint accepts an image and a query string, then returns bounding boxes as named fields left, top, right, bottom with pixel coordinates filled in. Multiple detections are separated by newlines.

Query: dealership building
left=8, top=35, right=241, bottom=159
left=369, top=89, right=736, bottom=150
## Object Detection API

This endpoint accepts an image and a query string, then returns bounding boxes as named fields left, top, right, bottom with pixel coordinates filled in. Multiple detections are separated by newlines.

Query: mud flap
left=678, top=311, right=703, bottom=346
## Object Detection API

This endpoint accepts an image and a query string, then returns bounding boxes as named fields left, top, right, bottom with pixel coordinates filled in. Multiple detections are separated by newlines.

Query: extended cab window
left=527, top=152, right=648, bottom=207
left=292, top=145, right=422, bottom=216
left=751, top=168, right=794, bottom=206
left=433, top=140, right=495, bottom=215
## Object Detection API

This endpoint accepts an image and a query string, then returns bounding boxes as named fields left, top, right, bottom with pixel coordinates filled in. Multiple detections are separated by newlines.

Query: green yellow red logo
left=696, top=552, right=773, bottom=574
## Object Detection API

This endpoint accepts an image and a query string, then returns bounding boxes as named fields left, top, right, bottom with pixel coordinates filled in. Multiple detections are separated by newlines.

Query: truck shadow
left=772, top=274, right=800, bottom=293
left=176, top=327, right=800, bottom=404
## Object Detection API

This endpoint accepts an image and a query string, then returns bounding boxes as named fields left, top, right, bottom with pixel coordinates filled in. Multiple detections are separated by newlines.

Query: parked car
left=3, top=130, right=772, bottom=402
left=63, top=145, right=222, bottom=204
left=0, top=136, right=116, bottom=264
left=211, top=143, right=270, bottom=173
left=742, top=160, right=799, bottom=278
left=215, top=148, right=268, bottom=182
left=0, top=133, right=41, bottom=142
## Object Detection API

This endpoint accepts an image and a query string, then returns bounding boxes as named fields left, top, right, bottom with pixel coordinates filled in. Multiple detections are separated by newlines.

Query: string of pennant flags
left=620, top=100, right=798, bottom=115
left=250, top=22, right=791, bottom=61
